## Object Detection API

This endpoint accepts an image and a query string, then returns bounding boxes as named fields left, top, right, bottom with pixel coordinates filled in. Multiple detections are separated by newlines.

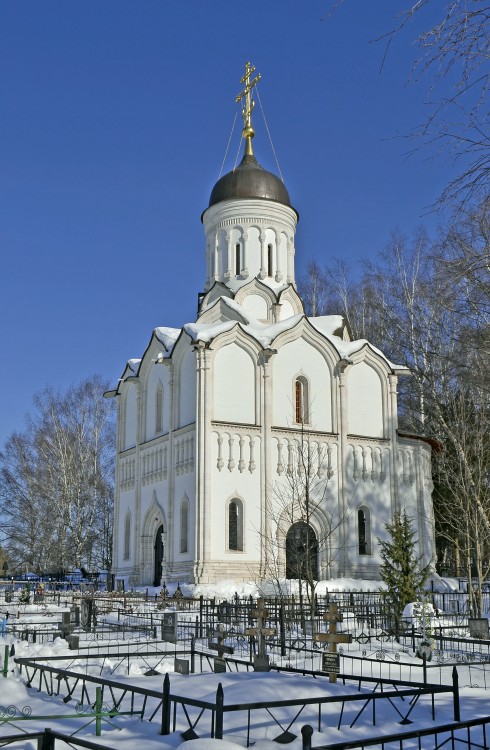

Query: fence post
left=422, top=653, right=427, bottom=684
left=301, top=724, right=313, bottom=750
left=95, top=686, right=102, bottom=736
left=280, top=603, right=286, bottom=657
left=452, top=666, right=460, bottom=721
left=3, top=644, right=8, bottom=677
left=215, top=682, right=224, bottom=739
left=190, top=635, right=195, bottom=673
left=39, top=728, right=55, bottom=750
left=161, top=672, right=171, bottom=735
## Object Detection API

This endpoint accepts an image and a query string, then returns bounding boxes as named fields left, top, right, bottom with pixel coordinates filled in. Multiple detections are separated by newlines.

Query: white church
left=106, top=64, right=436, bottom=587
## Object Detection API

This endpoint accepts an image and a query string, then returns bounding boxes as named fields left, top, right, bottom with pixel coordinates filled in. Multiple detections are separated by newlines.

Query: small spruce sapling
left=379, top=511, right=430, bottom=639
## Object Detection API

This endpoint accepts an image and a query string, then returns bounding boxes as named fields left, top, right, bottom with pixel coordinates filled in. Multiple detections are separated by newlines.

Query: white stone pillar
left=259, top=230, right=267, bottom=279
left=274, top=229, right=283, bottom=282
left=213, top=232, right=219, bottom=282
left=286, top=236, right=294, bottom=285
left=224, top=230, right=232, bottom=281
left=337, top=360, right=349, bottom=577
left=241, top=229, right=249, bottom=278
left=388, top=373, right=400, bottom=514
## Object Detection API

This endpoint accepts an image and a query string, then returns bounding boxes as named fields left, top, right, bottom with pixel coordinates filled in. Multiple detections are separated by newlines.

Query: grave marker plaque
left=174, top=657, right=189, bottom=674
left=162, top=612, right=178, bottom=643
left=214, top=657, right=226, bottom=673
left=469, top=618, right=489, bottom=639
left=322, top=652, right=340, bottom=674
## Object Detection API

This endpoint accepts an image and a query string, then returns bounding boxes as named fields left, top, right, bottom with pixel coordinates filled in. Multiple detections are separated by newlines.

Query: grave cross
left=245, top=597, right=276, bottom=672
left=314, top=602, right=352, bottom=683
left=208, top=623, right=234, bottom=662
left=208, top=623, right=234, bottom=673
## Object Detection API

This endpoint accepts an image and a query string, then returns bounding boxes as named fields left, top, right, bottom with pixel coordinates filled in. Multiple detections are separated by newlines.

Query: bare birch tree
left=261, top=423, right=350, bottom=630
left=0, top=376, right=115, bottom=574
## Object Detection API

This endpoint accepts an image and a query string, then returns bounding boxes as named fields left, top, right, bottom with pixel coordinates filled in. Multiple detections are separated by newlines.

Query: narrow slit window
left=358, top=508, right=371, bottom=555
left=267, top=244, right=273, bottom=277
left=295, top=377, right=309, bottom=424
left=155, top=384, right=163, bottom=434
left=228, top=499, right=243, bottom=551
left=180, top=499, right=189, bottom=554
left=235, top=243, right=241, bottom=276
left=123, top=513, right=131, bottom=560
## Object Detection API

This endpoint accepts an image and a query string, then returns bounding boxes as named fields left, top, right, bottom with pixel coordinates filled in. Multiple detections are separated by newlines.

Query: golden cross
left=236, top=61, right=261, bottom=150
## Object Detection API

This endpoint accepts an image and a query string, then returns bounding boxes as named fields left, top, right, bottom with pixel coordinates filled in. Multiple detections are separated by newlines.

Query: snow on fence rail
left=13, top=655, right=461, bottom=746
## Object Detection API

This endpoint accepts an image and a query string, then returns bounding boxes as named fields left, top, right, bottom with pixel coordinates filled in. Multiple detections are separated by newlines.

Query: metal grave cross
left=314, top=602, right=352, bottom=683
left=208, top=623, right=234, bottom=672
left=245, top=597, right=276, bottom=671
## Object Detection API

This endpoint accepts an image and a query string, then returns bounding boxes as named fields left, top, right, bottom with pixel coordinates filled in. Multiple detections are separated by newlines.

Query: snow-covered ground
left=0, top=577, right=489, bottom=750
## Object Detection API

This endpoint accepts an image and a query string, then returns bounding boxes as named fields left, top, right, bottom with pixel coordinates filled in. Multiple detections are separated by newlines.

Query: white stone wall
left=347, top=361, right=384, bottom=438
left=213, top=344, right=256, bottom=424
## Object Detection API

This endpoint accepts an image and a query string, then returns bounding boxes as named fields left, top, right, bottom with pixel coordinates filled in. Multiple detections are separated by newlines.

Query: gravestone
left=80, top=599, right=93, bottom=631
left=469, top=618, right=489, bottom=639
left=174, top=657, right=189, bottom=674
left=162, top=612, right=178, bottom=643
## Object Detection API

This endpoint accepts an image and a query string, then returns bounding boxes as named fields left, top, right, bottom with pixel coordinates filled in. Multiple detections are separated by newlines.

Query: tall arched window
left=180, top=498, right=189, bottom=554
left=235, top=243, right=241, bottom=276
left=228, top=498, right=243, bottom=551
left=294, top=377, right=309, bottom=424
left=123, top=512, right=131, bottom=560
left=267, top=244, right=273, bottom=277
left=358, top=507, right=371, bottom=555
left=155, top=384, right=163, bottom=434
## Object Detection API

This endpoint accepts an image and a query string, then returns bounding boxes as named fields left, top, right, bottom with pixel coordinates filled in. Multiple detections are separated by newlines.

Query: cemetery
left=1, top=579, right=490, bottom=749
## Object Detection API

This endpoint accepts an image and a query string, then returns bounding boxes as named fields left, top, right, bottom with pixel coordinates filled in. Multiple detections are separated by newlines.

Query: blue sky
left=0, top=1, right=456, bottom=448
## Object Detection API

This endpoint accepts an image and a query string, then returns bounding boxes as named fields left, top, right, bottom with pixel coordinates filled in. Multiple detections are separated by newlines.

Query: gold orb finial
left=236, top=61, right=261, bottom=156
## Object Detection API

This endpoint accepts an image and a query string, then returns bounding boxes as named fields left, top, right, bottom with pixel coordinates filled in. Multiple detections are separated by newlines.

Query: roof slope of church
left=109, top=296, right=409, bottom=395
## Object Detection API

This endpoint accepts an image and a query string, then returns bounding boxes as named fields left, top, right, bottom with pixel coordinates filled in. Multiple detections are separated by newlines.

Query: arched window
left=123, top=512, right=131, bottom=560
left=180, top=498, right=189, bottom=554
left=228, top=498, right=243, bottom=551
left=155, top=384, right=163, bottom=434
left=235, top=243, right=241, bottom=276
left=358, top=507, right=371, bottom=555
left=267, top=244, right=273, bottom=277
left=294, top=377, right=309, bottom=424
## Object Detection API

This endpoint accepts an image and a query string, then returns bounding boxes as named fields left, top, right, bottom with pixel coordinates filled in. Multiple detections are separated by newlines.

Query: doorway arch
left=286, top=521, right=318, bottom=580
left=153, top=524, right=164, bottom=586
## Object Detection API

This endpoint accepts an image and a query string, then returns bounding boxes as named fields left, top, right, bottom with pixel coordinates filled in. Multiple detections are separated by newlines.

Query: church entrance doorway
left=153, top=524, right=164, bottom=586
left=285, top=521, right=318, bottom=580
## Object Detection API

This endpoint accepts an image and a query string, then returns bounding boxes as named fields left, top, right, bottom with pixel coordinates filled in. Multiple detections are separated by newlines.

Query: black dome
left=209, top=153, right=291, bottom=207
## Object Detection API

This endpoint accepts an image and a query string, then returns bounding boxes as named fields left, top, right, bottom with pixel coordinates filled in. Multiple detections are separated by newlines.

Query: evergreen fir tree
left=379, top=511, right=430, bottom=637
